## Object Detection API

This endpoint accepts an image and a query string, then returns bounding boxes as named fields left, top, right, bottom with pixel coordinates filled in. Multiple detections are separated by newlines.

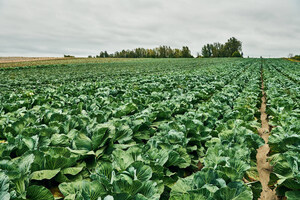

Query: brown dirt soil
left=50, top=187, right=64, bottom=199
left=257, top=67, right=277, bottom=200
left=0, top=57, right=135, bottom=68
left=0, top=57, right=64, bottom=63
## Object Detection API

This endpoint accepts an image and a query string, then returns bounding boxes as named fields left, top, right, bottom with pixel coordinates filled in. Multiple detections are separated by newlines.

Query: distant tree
left=201, top=37, right=242, bottom=58
left=212, top=43, right=224, bottom=57
left=174, top=49, right=182, bottom=58
left=99, top=51, right=105, bottom=58
left=64, top=55, right=74, bottom=58
left=202, top=44, right=213, bottom=58
left=146, top=49, right=156, bottom=58
left=120, top=50, right=127, bottom=58
left=167, top=46, right=174, bottom=58
left=158, top=46, right=167, bottom=58
left=104, top=51, right=109, bottom=58
left=223, top=37, right=242, bottom=57
left=181, top=46, right=193, bottom=58
left=201, top=45, right=209, bottom=58
left=88, top=55, right=92, bottom=58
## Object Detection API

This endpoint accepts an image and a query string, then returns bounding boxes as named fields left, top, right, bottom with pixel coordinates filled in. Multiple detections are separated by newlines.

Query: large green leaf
left=31, top=168, right=61, bottom=180
left=170, top=189, right=212, bottom=200
left=114, top=103, right=138, bottom=118
left=43, top=147, right=78, bottom=170
left=73, top=133, right=92, bottom=151
left=286, top=191, right=300, bottom=200
left=126, top=162, right=152, bottom=182
left=170, top=174, right=194, bottom=196
left=92, top=123, right=115, bottom=150
left=0, top=173, right=10, bottom=200
left=27, top=185, right=54, bottom=200
left=112, top=149, right=136, bottom=171
left=51, top=133, right=70, bottom=146
left=137, top=181, right=159, bottom=199
left=61, top=166, right=84, bottom=176
left=59, top=181, right=106, bottom=200
left=114, top=125, right=133, bottom=144
left=214, top=182, right=253, bottom=200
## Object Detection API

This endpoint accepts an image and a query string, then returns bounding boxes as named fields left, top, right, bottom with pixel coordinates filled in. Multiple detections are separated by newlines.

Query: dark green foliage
left=201, top=44, right=213, bottom=58
left=98, top=46, right=193, bottom=58
left=63, top=55, right=75, bottom=58
left=1, top=58, right=297, bottom=199
left=201, top=37, right=243, bottom=58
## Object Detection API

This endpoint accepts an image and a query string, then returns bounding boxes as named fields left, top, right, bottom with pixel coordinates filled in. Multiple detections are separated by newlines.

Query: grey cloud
left=0, top=0, right=299, bottom=57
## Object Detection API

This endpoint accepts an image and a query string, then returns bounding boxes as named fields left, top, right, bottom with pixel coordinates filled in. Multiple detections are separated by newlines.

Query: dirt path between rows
left=257, top=64, right=277, bottom=200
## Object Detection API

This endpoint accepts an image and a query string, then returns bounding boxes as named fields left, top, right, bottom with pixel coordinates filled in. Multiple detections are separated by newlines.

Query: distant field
left=0, top=57, right=135, bottom=68
left=0, top=57, right=64, bottom=63
left=286, top=58, right=300, bottom=62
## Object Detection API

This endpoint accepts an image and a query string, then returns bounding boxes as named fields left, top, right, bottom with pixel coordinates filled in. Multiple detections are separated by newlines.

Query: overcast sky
left=0, top=0, right=299, bottom=57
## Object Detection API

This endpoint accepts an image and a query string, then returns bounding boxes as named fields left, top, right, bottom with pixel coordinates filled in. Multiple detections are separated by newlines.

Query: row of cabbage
left=264, top=60, right=300, bottom=199
left=0, top=59, right=263, bottom=200
left=168, top=61, right=264, bottom=200
left=270, top=59, right=300, bottom=83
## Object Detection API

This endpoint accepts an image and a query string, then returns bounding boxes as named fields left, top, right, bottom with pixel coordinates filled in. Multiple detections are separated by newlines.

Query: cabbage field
left=0, top=58, right=299, bottom=200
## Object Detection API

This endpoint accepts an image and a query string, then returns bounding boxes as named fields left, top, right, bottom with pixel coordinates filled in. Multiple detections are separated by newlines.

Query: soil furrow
left=257, top=62, right=277, bottom=200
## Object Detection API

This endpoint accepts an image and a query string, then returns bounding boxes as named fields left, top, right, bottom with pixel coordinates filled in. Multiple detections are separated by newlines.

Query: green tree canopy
left=201, top=37, right=243, bottom=58
left=98, top=46, right=194, bottom=58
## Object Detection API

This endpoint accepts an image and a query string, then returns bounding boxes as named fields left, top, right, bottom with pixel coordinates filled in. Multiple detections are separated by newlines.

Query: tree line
left=89, top=37, right=243, bottom=58
left=96, top=46, right=193, bottom=58
left=201, top=37, right=243, bottom=58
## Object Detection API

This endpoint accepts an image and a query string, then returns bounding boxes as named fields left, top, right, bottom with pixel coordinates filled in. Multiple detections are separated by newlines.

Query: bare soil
left=0, top=57, right=64, bottom=63
left=50, top=187, right=64, bottom=199
left=257, top=67, right=277, bottom=200
left=0, top=57, right=133, bottom=68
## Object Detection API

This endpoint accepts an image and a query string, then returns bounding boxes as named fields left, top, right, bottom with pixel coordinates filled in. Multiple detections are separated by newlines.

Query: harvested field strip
left=0, top=57, right=66, bottom=63
left=285, top=58, right=300, bottom=62
left=257, top=62, right=277, bottom=200
left=0, top=57, right=136, bottom=68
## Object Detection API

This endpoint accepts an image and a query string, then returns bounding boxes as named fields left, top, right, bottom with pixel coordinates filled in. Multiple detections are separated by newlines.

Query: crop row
left=263, top=60, right=300, bottom=199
